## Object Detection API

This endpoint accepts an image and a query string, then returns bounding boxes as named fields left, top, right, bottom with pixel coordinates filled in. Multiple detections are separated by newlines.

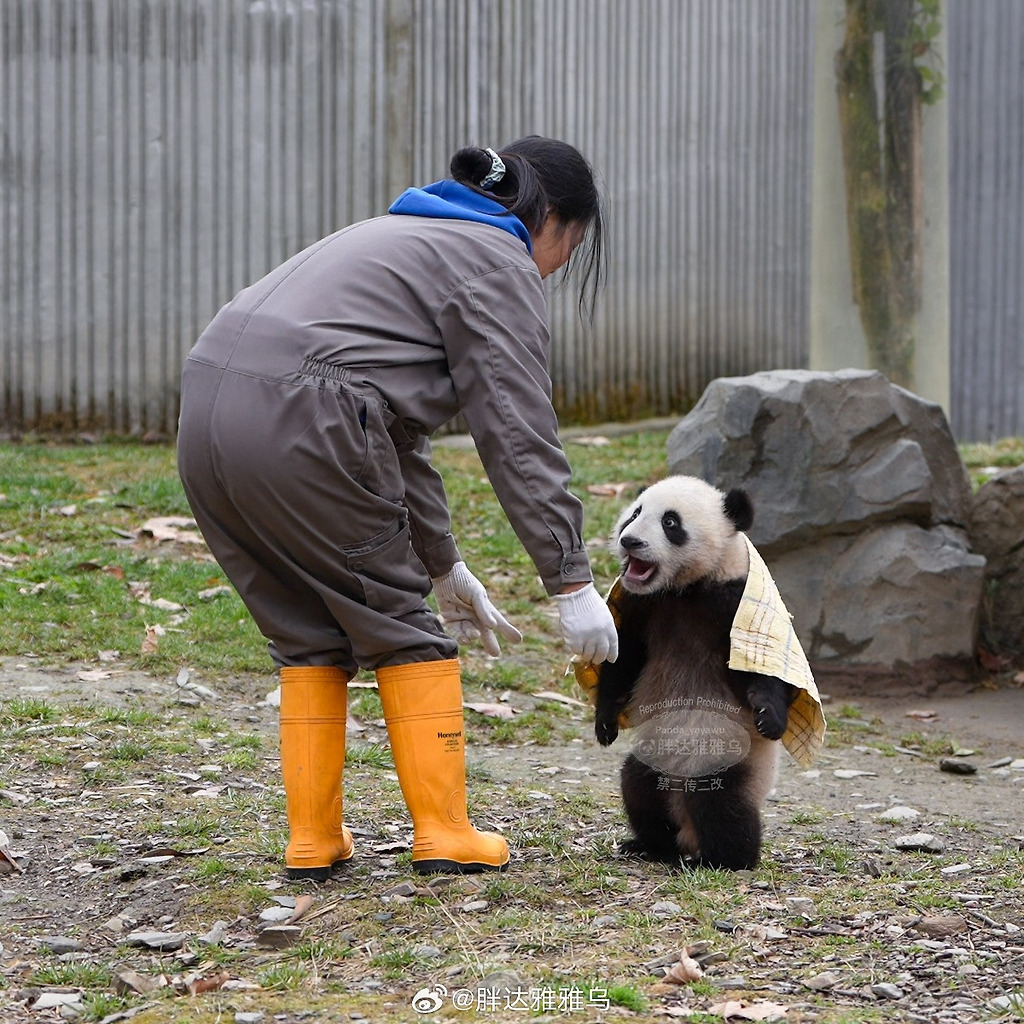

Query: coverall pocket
left=354, top=394, right=404, bottom=504
left=344, top=520, right=429, bottom=619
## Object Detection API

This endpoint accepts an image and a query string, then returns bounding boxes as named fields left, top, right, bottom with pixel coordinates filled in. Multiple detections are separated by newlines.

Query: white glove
left=431, top=561, right=523, bottom=657
left=552, top=583, right=619, bottom=665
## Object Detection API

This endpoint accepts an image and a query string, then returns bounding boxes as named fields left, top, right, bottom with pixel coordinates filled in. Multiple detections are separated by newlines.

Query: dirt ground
left=2, top=658, right=1023, bottom=1023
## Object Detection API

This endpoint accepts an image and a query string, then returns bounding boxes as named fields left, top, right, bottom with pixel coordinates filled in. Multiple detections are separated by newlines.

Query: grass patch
left=3, top=432, right=1023, bottom=1024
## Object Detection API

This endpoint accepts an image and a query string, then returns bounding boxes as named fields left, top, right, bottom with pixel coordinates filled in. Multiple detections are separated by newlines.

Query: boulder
left=970, top=466, right=1024, bottom=659
left=667, top=369, right=986, bottom=671
left=667, top=368, right=974, bottom=552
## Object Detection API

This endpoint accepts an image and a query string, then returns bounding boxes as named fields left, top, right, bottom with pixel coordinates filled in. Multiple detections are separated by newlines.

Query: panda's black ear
left=723, top=489, right=754, bottom=532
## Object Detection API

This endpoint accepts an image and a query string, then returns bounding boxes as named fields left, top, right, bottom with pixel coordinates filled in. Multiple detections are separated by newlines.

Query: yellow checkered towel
left=572, top=535, right=826, bottom=768
left=729, top=535, right=825, bottom=768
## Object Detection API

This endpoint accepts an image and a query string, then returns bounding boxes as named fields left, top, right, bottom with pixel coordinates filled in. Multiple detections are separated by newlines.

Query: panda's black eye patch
left=661, top=510, right=688, bottom=546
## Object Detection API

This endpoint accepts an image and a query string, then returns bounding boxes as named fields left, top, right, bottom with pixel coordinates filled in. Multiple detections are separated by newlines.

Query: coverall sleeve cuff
left=418, top=535, right=461, bottom=580
left=538, top=552, right=593, bottom=596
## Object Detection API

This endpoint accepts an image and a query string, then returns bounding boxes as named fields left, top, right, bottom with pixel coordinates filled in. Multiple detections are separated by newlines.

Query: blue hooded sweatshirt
left=388, top=180, right=532, bottom=254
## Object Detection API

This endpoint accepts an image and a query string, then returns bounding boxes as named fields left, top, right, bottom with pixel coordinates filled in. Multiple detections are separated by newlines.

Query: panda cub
left=595, top=475, right=797, bottom=870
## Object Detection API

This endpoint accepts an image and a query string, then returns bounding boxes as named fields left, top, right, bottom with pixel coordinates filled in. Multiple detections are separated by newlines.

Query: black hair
left=449, top=136, right=605, bottom=321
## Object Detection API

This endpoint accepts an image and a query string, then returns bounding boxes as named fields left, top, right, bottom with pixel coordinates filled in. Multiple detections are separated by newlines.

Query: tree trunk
left=835, top=0, right=923, bottom=389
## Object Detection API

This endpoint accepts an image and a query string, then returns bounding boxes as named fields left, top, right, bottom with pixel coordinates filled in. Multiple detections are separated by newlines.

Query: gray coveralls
left=177, top=213, right=595, bottom=672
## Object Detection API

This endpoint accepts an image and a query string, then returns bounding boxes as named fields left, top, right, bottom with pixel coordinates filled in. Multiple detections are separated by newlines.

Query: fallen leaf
left=140, top=624, right=162, bottom=655
left=75, top=669, right=112, bottom=682
left=534, top=690, right=588, bottom=707
left=586, top=482, right=630, bottom=498
left=978, top=647, right=1012, bottom=671
left=286, top=894, right=315, bottom=924
left=464, top=701, right=516, bottom=719
left=187, top=970, right=231, bottom=995
left=0, top=829, right=25, bottom=874
left=662, top=953, right=703, bottom=984
left=710, top=999, right=789, bottom=1021
left=137, top=516, right=205, bottom=544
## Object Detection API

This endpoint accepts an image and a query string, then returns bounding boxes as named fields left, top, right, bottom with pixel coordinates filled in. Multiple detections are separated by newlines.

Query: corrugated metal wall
left=0, top=0, right=814, bottom=436
left=4, top=1, right=1020, bottom=441
left=947, top=0, right=1024, bottom=443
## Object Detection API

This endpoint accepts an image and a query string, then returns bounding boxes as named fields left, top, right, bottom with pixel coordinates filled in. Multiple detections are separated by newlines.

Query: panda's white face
left=612, top=476, right=751, bottom=594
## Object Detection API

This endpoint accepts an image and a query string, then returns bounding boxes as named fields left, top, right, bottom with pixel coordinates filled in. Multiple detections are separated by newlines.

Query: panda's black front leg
left=737, top=673, right=798, bottom=741
left=594, top=606, right=644, bottom=747
left=594, top=659, right=631, bottom=746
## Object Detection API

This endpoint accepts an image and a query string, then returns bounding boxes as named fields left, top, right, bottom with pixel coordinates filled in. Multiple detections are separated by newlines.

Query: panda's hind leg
left=683, top=764, right=762, bottom=870
left=619, top=755, right=681, bottom=862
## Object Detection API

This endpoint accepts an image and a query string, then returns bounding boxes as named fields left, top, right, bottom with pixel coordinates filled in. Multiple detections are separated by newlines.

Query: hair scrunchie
left=479, top=147, right=506, bottom=189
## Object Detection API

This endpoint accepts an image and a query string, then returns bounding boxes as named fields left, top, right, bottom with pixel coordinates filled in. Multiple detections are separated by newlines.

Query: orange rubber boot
left=280, top=665, right=354, bottom=880
left=376, top=659, right=509, bottom=874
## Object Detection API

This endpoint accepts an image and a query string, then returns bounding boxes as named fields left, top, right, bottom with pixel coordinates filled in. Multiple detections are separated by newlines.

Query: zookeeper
left=177, top=135, right=619, bottom=880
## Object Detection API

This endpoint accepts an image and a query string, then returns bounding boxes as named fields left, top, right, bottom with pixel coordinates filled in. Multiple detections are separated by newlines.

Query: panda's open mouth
left=623, top=556, right=658, bottom=585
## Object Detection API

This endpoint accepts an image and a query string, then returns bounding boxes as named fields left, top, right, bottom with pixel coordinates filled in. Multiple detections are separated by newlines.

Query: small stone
left=235, top=1014, right=265, bottom=1024
left=479, top=971, right=524, bottom=995
left=834, top=769, right=878, bottom=778
left=805, top=971, right=841, bottom=991
left=125, top=930, right=187, bottom=951
left=32, top=994, right=85, bottom=1011
left=257, top=906, right=294, bottom=923
left=460, top=900, right=488, bottom=913
left=913, top=915, right=969, bottom=937
left=984, top=756, right=1013, bottom=769
left=894, top=832, right=945, bottom=853
left=714, top=976, right=748, bottom=990
left=412, top=944, right=443, bottom=960
left=940, top=863, right=973, bottom=875
left=651, top=900, right=682, bottom=917
left=383, top=881, right=417, bottom=898
left=39, top=936, right=85, bottom=954
left=256, top=925, right=302, bottom=948
left=113, top=968, right=163, bottom=995
left=872, top=982, right=904, bottom=999
left=197, top=921, right=231, bottom=945
left=939, top=758, right=977, bottom=775
left=786, top=896, right=817, bottom=918
left=593, top=915, right=617, bottom=928
left=877, top=806, right=920, bottom=822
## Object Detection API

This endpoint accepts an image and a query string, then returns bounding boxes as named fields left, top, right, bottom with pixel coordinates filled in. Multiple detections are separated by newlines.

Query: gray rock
left=894, top=833, right=945, bottom=853
left=651, top=900, right=682, bottom=917
left=805, top=970, right=841, bottom=991
left=255, top=925, right=302, bottom=949
left=872, top=982, right=904, bottom=999
left=667, top=369, right=973, bottom=550
left=877, top=806, right=920, bottom=822
left=666, top=369, right=986, bottom=668
left=970, top=466, right=1024, bottom=659
left=38, top=936, right=85, bottom=954
left=771, top=524, right=985, bottom=663
left=125, top=930, right=187, bottom=951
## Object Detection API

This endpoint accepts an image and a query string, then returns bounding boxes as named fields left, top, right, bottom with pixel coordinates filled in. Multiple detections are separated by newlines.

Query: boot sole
left=285, top=855, right=352, bottom=882
left=413, top=857, right=510, bottom=875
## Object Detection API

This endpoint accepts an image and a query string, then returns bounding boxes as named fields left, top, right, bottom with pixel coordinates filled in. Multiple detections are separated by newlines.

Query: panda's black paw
left=746, top=680, right=793, bottom=740
left=754, top=704, right=788, bottom=740
left=616, top=838, right=651, bottom=859
left=595, top=714, right=619, bottom=747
